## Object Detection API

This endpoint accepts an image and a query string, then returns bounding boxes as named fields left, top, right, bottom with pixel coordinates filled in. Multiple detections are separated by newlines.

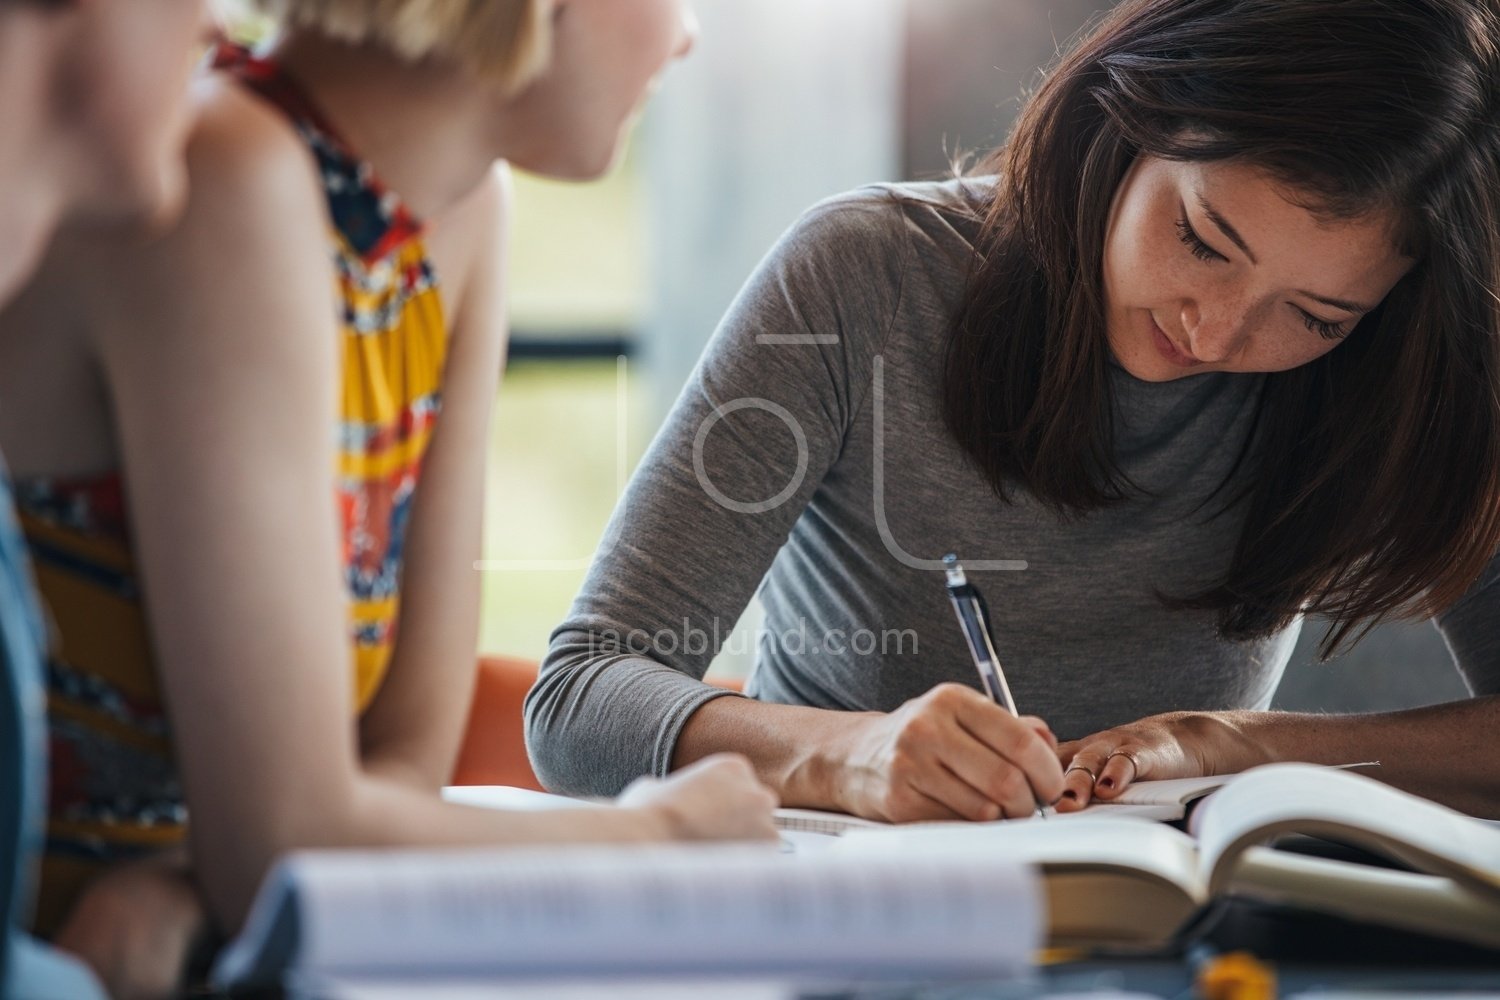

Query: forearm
left=1228, top=695, right=1500, bottom=817
left=199, top=772, right=667, bottom=934
left=526, top=629, right=736, bottom=795
left=671, top=695, right=872, bottom=810
left=528, top=201, right=906, bottom=796
left=357, top=617, right=482, bottom=792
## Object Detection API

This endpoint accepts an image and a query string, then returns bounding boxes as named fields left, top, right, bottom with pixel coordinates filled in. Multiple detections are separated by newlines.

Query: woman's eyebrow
left=1196, top=192, right=1258, bottom=264
left=1196, top=192, right=1374, bottom=314
left=1300, top=291, right=1373, bottom=314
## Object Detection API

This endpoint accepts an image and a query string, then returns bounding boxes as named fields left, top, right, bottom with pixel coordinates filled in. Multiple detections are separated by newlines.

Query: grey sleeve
left=523, top=191, right=910, bottom=795
left=1434, top=548, right=1500, bottom=696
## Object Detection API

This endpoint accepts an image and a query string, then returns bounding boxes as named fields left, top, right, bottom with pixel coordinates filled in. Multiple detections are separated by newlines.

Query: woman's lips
left=1149, top=315, right=1202, bottom=368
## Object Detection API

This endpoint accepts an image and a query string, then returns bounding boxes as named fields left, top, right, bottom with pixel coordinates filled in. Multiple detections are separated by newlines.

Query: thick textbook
left=211, top=844, right=1041, bottom=993
left=838, top=763, right=1500, bottom=950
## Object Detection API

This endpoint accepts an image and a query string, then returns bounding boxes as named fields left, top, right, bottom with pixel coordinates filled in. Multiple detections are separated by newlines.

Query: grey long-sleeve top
left=524, top=180, right=1500, bottom=796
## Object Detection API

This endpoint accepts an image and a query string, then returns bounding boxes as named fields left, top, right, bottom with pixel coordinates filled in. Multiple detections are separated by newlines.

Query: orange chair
left=451, top=655, right=743, bottom=790
left=451, top=655, right=551, bottom=789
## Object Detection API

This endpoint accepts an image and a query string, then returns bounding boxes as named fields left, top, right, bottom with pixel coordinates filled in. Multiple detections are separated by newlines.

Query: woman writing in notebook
left=0, top=0, right=777, bottom=979
left=527, top=0, right=1500, bottom=822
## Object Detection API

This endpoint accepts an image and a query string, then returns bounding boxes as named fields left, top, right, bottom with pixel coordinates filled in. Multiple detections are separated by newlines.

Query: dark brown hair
left=944, top=0, right=1500, bottom=653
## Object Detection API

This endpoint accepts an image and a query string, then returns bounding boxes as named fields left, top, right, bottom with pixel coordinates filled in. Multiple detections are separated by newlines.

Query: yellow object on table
left=1196, top=950, right=1276, bottom=1000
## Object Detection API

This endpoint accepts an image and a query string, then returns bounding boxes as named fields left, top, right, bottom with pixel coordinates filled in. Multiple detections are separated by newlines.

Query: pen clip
left=944, top=553, right=1046, bottom=820
left=967, top=596, right=1018, bottom=716
left=945, top=555, right=1019, bottom=717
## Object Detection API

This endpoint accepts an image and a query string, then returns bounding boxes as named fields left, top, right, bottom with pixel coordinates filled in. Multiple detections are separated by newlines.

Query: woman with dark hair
left=528, top=0, right=1500, bottom=822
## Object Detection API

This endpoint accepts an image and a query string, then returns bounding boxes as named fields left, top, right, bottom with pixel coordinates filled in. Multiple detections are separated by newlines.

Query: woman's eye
left=1175, top=216, right=1225, bottom=263
left=1300, top=309, right=1349, bottom=341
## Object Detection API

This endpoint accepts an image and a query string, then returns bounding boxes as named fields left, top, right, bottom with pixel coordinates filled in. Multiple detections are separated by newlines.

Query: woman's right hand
left=829, top=683, right=1065, bottom=823
left=617, top=753, right=780, bottom=842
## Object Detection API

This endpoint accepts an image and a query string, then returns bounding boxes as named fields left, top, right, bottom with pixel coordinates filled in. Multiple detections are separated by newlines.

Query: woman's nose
left=1181, top=299, right=1252, bottom=363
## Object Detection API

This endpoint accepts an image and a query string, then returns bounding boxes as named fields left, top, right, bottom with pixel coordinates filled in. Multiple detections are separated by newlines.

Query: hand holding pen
left=944, top=554, right=1059, bottom=819
left=817, top=556, right=1064, bottom=823
left=829, top=681, right=1065, bottom=823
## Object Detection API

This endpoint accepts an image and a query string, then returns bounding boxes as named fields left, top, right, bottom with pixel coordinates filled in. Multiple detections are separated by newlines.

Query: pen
left=943, top=553, right=1048, bottom=820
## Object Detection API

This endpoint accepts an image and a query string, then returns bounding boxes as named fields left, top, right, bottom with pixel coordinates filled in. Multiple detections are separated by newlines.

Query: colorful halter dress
left=19, top=45, right=448, bottom=935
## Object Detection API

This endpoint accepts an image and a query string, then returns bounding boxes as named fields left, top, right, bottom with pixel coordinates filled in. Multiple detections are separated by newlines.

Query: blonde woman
left=0, top=0, right=774, bottom=974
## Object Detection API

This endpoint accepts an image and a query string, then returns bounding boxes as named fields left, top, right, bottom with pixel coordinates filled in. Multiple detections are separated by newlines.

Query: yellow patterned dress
left=19, top=45, right=449, bottom=934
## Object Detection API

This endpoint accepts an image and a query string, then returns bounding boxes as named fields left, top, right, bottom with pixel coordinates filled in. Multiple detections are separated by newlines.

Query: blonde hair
left=245, top=0, right=553, bottom=90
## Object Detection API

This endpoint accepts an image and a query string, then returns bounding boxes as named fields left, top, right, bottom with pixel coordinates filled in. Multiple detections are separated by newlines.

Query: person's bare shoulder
left=183, top=75, right=324, bottom=217
left=75, top=76, right=334, bottom=352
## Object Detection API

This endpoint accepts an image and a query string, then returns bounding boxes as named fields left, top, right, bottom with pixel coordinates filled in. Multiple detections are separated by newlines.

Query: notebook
left=212, top=843, right=1042, bottom=993
left=444, top=773, right=1255, bottom=836
left=772, top=771, right=1271, bottom=835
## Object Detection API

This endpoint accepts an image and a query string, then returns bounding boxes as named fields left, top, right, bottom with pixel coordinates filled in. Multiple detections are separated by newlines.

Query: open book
left=773, top=772, right=1249, bottom=835
left=211, top=843, right=1041, bottom=993
left=444, top=780, right=1238, bottom=856
left=837, top=763, right=1500, bottom=950
left=773, top=763, right=1384, bottom=836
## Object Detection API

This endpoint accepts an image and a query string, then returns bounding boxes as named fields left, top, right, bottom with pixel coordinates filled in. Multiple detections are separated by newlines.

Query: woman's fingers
left=1052, top=741, right=1153, bottom=810
left=1021, top=715, right=1058, bottom=748
left=844, top=683, right=1068, bottom=823
left=952, top=693, right=1066, bottom=805
left=914, top=765, right=1006, bottom=822
left=1091, top=747, right=1145, bottom=800
left=1055, top=749, right=1108, bottom=812
left=910, top=704, right=1052, bottom=819
left=1055, top=739, right=1080, bottom=768
left=1051, top=712, right=1257, bottom=811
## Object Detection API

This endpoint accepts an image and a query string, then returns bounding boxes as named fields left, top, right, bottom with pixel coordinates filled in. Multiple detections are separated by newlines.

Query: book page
left=774, top=795, right=1186, bottom=836
left=440, top=786, right=606, bottom=811
left=1106, top=773, right=1238, bottom=806
left=834, top=817, right=1206, bottom=903
left=447, top=778, right=1240, bottom=838
left=1194, top=763, right=1500, bottom=899
left=773, top=808, right=885, bottom=835
left=1229, top=846, right=1500, bottom=950
left=772, top=763, right=1379, bottom=835
left=218, top=843, right=1041, bottom=988
left=1086, top=762, right=1373, bottom=807
left=295, top=976, right=799, bottom=1000
left=442, top=792, right=843, bottom=854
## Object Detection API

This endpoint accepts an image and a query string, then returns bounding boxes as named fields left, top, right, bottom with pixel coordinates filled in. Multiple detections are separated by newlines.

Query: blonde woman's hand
left=1053, top=710, right=1272, bottom=812
left=617, top=753, right=780, bottom=842
left=53, top=849, right=207, bottom=1000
